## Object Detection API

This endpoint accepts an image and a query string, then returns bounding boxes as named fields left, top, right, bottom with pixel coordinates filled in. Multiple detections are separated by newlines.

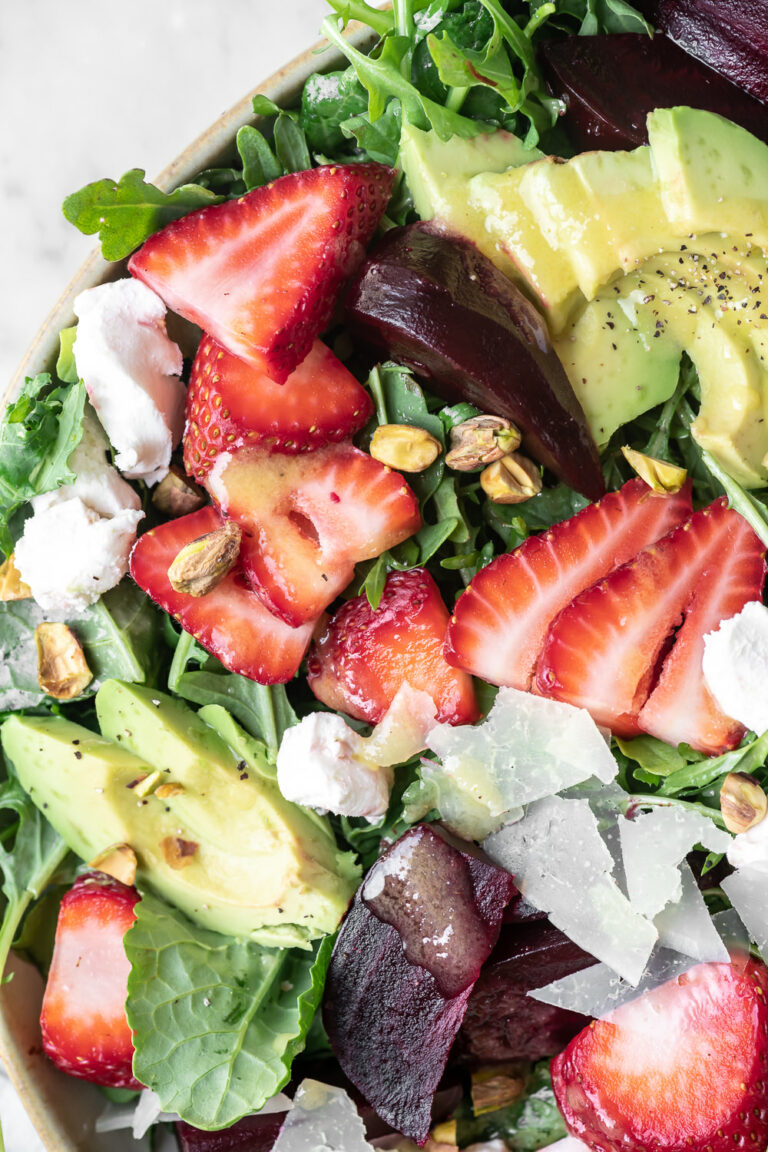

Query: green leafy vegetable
left=657, top=729, right=768, bottom=798
left=302, top=70, right=369, bottom=154
left=236, top=125, right=282, bottom=190
left=62, top=169, right=223, bottom=261
left=56, top=328, right=78, bottom=385
left=125, top=890, right=333, bottom=1129
left=457, top=1061, right=568, bottom=1149
left=615, top=734, right=692, bottom=779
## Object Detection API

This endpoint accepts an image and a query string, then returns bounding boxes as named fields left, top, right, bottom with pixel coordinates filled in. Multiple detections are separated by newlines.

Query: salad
left=1, top=1, right=768, bottom=1151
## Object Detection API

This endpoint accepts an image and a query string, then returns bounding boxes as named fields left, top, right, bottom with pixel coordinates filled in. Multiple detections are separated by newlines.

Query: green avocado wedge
left=0, top=682, right=360, bottom=947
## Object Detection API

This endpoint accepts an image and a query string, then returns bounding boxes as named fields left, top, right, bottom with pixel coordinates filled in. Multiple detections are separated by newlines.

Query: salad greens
left=456, top=1061, right=567, bottom=1149
left=125, top=890, right=333, bottom=1130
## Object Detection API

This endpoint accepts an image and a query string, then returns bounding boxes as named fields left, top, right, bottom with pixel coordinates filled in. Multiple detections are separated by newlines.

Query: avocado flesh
left=1, top=684, right=359, bottom=946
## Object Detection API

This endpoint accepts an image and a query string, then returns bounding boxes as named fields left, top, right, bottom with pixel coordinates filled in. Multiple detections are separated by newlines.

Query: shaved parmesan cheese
left=273, top=1080, right=373, bottom=1152
left=360, top=683, right=437, bottom=766
left=722, top=869, right=768, bottom=962
left=712, top=907, right=751, bottom=968
left=484, top=796, right=656, bottom=983
left=529, top=947, right=698, bottom=1019
left=619, top=807, right=730, bottom=920
left=424, top=688, right=617, bottom=841
left=654, top=861, right=729, bottom=962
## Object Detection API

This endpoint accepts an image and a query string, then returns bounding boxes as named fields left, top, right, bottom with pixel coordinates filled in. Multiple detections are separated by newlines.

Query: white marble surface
left=0, top=3, right=334, bottom=1146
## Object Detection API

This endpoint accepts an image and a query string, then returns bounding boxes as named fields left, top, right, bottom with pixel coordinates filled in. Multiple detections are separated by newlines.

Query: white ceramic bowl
left=0, top=24, right=373, bottom=1151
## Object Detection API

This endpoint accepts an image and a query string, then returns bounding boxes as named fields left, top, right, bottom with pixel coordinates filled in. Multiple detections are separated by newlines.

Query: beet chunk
left=657, top=0, right=768, bottom=104
left=345, top=222, right=604, bottom=501
left=540, top=33, right=768, bottom=151
left=457, top=919, right=597, bottom=1064
left=323, top=824, right=516, bottom=1143
left=176, top=1113, right=286, bottom=1152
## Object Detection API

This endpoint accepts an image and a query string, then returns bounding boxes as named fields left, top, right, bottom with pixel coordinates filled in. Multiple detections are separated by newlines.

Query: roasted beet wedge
left=540, top=34, right=768, bottom=151
left=323, top=824, right=516, bottom=1143
left=457, top=919, right=596, bottom=1064
left=176, top=1113, right=286, bottom=1152
left=345, top=222, right=604, bottom=501
left=656, top=0, right=768, bottom=105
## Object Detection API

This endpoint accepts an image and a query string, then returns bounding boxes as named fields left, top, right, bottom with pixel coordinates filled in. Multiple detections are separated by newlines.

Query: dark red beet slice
left=457, top=919, right=597, bottom=1064
left=345, top=222, right=604, bottom=501
left=176, top=1113, right=286, bottom=1152
left=657, top=0, right=768, bottom=104
left=323, top=824, right=516, bottom=1143
left=540, top=34, right=768, bottom=151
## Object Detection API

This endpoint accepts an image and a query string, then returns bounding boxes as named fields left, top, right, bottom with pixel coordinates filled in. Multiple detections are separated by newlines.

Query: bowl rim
left=0, top=21, right=373, bottom=1152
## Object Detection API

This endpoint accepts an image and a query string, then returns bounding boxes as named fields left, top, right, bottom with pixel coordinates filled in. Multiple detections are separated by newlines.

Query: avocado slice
left=649, top=106, right=768, bottom=249
left=1, top=683, right=359, bottom=946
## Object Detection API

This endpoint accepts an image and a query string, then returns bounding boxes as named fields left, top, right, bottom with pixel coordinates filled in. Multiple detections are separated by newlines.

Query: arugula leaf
left=615, top=734, right=692, bottom=779
left=56, top=328, right=78, bottom=385
left=457, top=1060, right=567, bottom=1149
left=699, top=449, right=768, bottom=548
left=301, top=70, right=369, bottom=154
left=658, top=729, right=768, bottom=797
left=62, top=170, right=223, bottom=261
left=0, top=375, right=86, bottom=557
left=125, top=890, right=333, bottom=1130
left=236, top=125, right=282, bottom=190
left=341, top=101, right=404, bottom=166
left=0, top=775, right=69, bottom=979
left=579, top=0, right=652, bottom=34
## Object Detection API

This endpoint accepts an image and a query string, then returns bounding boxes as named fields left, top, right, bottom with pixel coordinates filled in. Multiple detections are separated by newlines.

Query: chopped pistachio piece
left=161, top=835, right=199, bottom=870
left=152, top=463, right=207, bottom=517
left=0, top=554, right=32, bottom=601
left=155, top=781, right=185, bottom=801
left=133, top=769, right=164, bottom=798
left=621, top=446, right=687, bottom=494
left=481, top=452, right=542, bottom=504
left=35, top=622, right=92, bottom=700
left=369, top=423, right=441, bottom=472
left=720, top=771, right=768, bottom=834
left=471, top=1065, right=526, bottom=1115
left=88, top=843, right=138, bottom=887
left=429, top=1120, right=458, bottom=1148
left=168, top=520, right=241, bottom=596
left=446, top=414, right=521, bottom=471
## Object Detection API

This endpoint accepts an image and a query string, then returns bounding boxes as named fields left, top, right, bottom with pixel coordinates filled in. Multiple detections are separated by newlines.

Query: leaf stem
left=445, top=85, right=469, bottom=113
left=168, top=629, right=196, bottom=694
left=623, top=792, right=727, bottom=830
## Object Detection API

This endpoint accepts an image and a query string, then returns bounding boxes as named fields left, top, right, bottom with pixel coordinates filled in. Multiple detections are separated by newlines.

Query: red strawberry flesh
left=308, top=568, right=479, bottom=725
left=129, top=505, right=315, bottom=683
left=129, top=163, right=395, bottom=382
left=184, top=335, right=373, bottom=483
left=41, top=873, right=141, bottom=1090
left=552, top=959, right=768, bottom=1152
left=445, top=478, right=693, bottom=691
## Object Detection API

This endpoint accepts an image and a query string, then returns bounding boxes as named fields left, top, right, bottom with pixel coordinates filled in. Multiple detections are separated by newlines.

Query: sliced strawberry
left=535, top=499, right=765, bottom=742
left=129, top=506, right=315, bottom=683
left=445, top=478, right=692, bottom=690
left=41, top=873, right=140, bottom=1090
left=307, top=569, right=480, bottom=725
left=552, top=959, right=768, bottom=1152
left=638, top=507, right=766, bottom=752
left=183, top=335, right=373, bottom=483
left=128, top=164, right=395, bottom=383
left=209, top=444, right=421, bottom=628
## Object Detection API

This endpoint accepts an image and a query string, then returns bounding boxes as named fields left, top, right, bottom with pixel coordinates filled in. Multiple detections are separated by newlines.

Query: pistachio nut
left=0, top=554, right=31, bottom=601
left=428, top=1119, right=458, bottom=1149
left=155, top=782, right=185, bottom=801
left=35, top=622, right=93, bottom=700
left=152, top=463, right=207, bottom=517
left=481, top=452, right=542, bottom=504
left=720, top=771, right=768, bottom=834
left=471, top=1066, right=526, bottom=1115
left=168, top=520, right=241, bottom=596
left=161, top=835, right=199, bottom=870
left=621, top=446, right=688, bottom=494
left=446, top=415, right=521, bottom=471
left=370, top=423, right=441, bottom=472
left=88, top=843, right=138, bottom=887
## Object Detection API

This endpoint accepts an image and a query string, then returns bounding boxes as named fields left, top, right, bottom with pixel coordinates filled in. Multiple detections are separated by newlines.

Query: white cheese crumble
left=702, top=600, right=768, bottom=734
left=14, top=410, right=143, bottom=614
left=73, top=278, right=185, bottom=484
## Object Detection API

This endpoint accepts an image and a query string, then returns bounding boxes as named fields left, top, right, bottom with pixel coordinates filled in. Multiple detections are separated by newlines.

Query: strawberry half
left=208, top=444, right=421, bottom=628
left=552, top=960, right=768, bottom=1152
left=536, top=499, right=766, bottom=745
left=129, top=164, right=395, bottom=382
left=183, top=335, right=373, bottom=483
left=41, top=873, right=141, bottom=1090
left=307, top=569, right=480, bottom=725
left=129, top=505, right=315, bottom=683
left=445, top=478, right=692, bottom=690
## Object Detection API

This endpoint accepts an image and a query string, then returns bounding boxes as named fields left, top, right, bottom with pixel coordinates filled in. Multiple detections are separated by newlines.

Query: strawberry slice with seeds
left=183, top=335, right=373, bottom=483
left=41, top=873, right=141, bottom=1090
left=552, top=959, right=768, bottom=1152
left=638, top=507, right=766, bottom=752
left=208, top=444, right=421, bottom=628
left=307, top=569, right=480, bottom=725
left=535, top=499, right=766, bottom=743
left=129, top=164, right=395, bottom=382
left=130, top=505, right=315, bottom=683
left=445, top=478, right=692, bottom=690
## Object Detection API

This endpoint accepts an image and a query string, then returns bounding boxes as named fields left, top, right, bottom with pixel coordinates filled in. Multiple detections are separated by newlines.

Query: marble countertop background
left=0, top=1, right=334, bottom=1146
